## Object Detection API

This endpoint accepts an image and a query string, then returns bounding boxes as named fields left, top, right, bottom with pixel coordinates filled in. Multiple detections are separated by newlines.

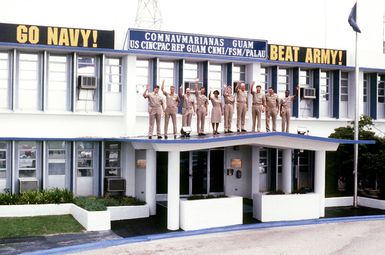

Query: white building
left=0, top=2, right=383, bottom=229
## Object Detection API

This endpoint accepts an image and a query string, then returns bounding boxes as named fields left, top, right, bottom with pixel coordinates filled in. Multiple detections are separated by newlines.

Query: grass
left=0, top=215, right=84, bottom=238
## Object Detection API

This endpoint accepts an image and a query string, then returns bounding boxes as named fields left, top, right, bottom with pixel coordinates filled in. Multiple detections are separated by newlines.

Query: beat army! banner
left=0, top=23, right=115, bottom=49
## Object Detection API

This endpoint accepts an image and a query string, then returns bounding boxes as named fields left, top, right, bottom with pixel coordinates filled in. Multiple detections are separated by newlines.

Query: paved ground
left=74, top=219, right=385, bottom=255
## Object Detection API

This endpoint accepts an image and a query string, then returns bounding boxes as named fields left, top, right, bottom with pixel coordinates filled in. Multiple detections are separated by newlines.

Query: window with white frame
left=299, top=70, right=312, bottom=88
left=363, top=73, right=369, bottom=103
left=159, top=61, right=175, bottom=88
left=259, top=149, right=268, bottom=174
left=340, top=72, right=349, bottom=102
left=184, top=62, right=200, bottom=92
left=378, top=74, right=385, bottom=103
left=136, top=59, right=150, bottom=112
left=0, top=142, right=7, bottom=179
left=320, top=71, right=330, bottom=101
left=209, top=64, right=223, bottom=94
left=278, top=68, right=290, bottom=97
left=47, top=55, right=70, bottom=111
left=18, top=142, right=37, bottom=178
left=77, top=142, right=95, bottom=177
left=104, top=58, right=122, bottom=112
left=260, top=67, right=269, bottom=91
left=77, top=56, right=99, bottom=112
left=17, top=53, right=41, bottom=111
left=0, top=52, right=10, bottom=110
left=104, top=142, right=121, bottom=177
left=47, top=141, right=66, bottom=176
left=233, top=65, right=246, bottom=90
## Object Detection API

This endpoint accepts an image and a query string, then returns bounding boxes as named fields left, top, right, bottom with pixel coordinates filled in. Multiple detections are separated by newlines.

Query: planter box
left=0, top=204, right=72, bottom=217
left=325, top=197, right=353, bottom=207
left=180, top=196, right=242, bottom=231
left=70, top=204, right=110, bottom=231
left=107, top=204, right=149, bottom=221
left=253, top=193, right=320, bottom=222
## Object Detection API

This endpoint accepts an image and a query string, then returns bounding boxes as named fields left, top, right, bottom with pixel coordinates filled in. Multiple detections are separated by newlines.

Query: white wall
left=135, top=150, right=146, bottom=201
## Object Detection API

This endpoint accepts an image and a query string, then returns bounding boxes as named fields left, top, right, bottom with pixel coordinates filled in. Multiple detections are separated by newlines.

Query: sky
left=1, top=0, right=385, bottom=65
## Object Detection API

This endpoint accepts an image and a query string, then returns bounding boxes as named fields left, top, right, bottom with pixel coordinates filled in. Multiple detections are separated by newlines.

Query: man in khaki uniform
left=223, top=84, right=235, bottom=133
left=161, top=80, right=180, bottom=139
left=280, top=89, right=297, bottom=133
left=250, top=82, right=265, bottom=132
left=179, top=86, right=196, bottom=137
left=235, top=82, right=248, bottom=132
left=195, top=79, right=208, bottom=136
left=143, top=85, right=165, bottom=139
left=264, top=86, right=279, bottom=132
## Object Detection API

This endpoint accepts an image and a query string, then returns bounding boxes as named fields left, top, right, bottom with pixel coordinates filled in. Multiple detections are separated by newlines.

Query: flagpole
left=353, top=27, right=359, bottom=208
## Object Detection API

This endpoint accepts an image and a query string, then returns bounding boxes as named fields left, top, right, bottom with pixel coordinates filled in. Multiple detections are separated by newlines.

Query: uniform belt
left=237, top=101, right=246, bottom=103
left=252, top=103, right=263, bottom=105
left=225, top=103, right=234, bottom=105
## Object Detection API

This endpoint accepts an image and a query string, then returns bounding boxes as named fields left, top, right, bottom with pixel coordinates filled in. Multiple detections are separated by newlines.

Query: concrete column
left=123, top=143, right=136, bottom=197
left=145, top=149, right=157, bottom=215
left=167, top=151, right=180, bottom=230
left=251, top=146, right=260, bottom=197
left=314, top=150, right=326, bottom=217
left=282, top=149, right=292, bottom=194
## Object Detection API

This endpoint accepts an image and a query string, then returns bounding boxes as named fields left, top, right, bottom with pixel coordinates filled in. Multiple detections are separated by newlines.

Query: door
left=191, top=151, right=208, bottom=194
left=320, top=71, right=332, bottom=117
left=76, top=142, right=98, bottom=196
left=46, top=141, right=69, bottom=190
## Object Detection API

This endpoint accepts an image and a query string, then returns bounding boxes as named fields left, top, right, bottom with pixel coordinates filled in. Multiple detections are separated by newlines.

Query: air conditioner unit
left=19, top=178, right=39, bottom=193
left=300, top=87, right=316, bottom=99
left=106, top=178, right=126, bottom=192
left=78, top=75, right=97, bottom=89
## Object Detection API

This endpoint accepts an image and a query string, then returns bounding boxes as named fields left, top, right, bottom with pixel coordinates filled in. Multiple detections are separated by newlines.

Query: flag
left=348, top=3, right=361, bottom=33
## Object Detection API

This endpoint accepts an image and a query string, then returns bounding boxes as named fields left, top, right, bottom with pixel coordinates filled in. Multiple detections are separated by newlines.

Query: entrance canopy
left=115, top=132, right=375, bottom=152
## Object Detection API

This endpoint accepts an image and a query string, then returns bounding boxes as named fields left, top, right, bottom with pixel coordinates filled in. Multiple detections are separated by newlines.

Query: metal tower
left=134, top=0, right=163, bottom=30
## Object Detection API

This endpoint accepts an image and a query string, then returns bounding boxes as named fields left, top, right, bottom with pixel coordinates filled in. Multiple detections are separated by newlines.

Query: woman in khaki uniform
left=209, top=90, right=223, bottom=135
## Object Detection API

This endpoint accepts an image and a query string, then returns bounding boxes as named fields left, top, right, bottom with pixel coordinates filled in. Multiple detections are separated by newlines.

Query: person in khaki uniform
left=280, top=89, right=297, bottom=133
left=195, top=79, right=208, bottom=136
left=209, top=90, right=223, bottom=135
left=143, top=85, right=165, bottom=139
left=264, top=87, right=279, bottom=132
left=179, top=86, right=196, bottom=137
left=235, top=82, right=248, bottom=132
left=250, top=82, right=265, bottom=132
left=223, top=84, right=235, bottom=133
left=161, top=80, right=180, bottom=139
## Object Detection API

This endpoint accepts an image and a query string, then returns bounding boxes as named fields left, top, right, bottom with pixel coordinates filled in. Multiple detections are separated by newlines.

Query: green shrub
left=74, top=196, right=107, bottom=211
left=73, top=196, right=146, bottom=211
left=187, top=194, right=228, bottom=200
left=0, top=189, right=74, bottom=205
left=266, top=190, right=285, bottom=195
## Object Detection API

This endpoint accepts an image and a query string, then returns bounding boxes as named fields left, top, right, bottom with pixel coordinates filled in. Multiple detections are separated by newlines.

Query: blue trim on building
left=203, top=61, right=208, bottom=93
left=332, top=70, right=340, bottom=118
left=178, top=59, right=184, bottom=113
left=292, top=67, right=299, bottom=117
left=370, top=73, right=378, bottom=120
left=313, top=69, right=320, bottom=118
left=151, top=58, right=158, bottom=88
left=271, top=66, right=278, bottom=92
left=226, top=63, right=232, bottom=85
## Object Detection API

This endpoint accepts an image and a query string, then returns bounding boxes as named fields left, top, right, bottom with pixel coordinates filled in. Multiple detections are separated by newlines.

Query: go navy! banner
left=128, top=29, right=267, bottom=60
left=0, top=23, right=115, bottom=49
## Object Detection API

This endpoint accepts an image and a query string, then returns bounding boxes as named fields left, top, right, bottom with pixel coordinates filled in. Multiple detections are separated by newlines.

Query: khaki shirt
left=145, top=92, right=164, bottom=113
left=164, top=91, right=180, bottom=113
left=223, top=92, right=235, bottom=105
left=236, top=90, right=247, bottom=104
left=182, top=95, right=195, bottom=113
left=252, top=92, right=265, bottom=105
left=265, top=93, right=279, bottom=110
left=196, top=92, right=208, bottom=110
left=280, top=96, right=295, bottom=112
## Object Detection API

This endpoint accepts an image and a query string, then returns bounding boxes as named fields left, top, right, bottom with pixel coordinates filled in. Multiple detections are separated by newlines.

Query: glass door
left=192, top=151, right=208, bottom=194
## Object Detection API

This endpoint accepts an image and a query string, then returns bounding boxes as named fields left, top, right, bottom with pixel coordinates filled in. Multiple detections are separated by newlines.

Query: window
left=299, top=69, right=312, bottom=88
left=184, top=62, right=199, bottom=82
left=320, top=71, right=330, bottom=101
left=233, top=65, right=246, bottom=90
left=379, top=75, right=385, bottom=103
left=47, top=141, right=66, bottom=175
left=104, top=58, right=122, bottom=112
left=209, top=64, right=223, bottom=93
left=0, top=142, right=7, bottom=179
left=159, top=61, right=175, bottom=87
left=17, top=53, right=41, bottom=110
left=136, top=59, right=150, bottom=112
left=18, top=142, right=37, bottom=178
left=77, top=142, right=95, bottom=177
left=77, top=56, right=99, bottom=112
left=260, top=67, right=269, bottom=91
left=278, top=68, right=290, bottom=97
left=0, top=52, right=10, bottom=110
left=363, top=74, right=369, bottom=103
left=341, top=72, right=349, bottom=102
left=259, top=149, right=268, bottom=174
left=47, top=55, right=70, bottom=111
left=104, top=142, right=121, bottom=177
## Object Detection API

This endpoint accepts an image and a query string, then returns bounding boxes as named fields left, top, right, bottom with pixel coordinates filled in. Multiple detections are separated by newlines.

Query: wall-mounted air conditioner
left=106, top=178, right=126, bottom=192
left=19, top=178, right=39, bottom=193
left=78, top=75, right=97, bottom=89
left=300, top=87, right=316, bottom=99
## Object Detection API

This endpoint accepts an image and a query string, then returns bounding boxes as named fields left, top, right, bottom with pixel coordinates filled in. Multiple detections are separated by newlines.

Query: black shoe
left=224, top=131, right=228, bottom=134
left=164, top=135, right=168, bottom=139
left=241, top=129, right=247, bottom=132
left=201, top=133, right=206, bottom=136
left=215, top=131, right=220, bottom=135
left=148, top=136, right=152, bottom=139
left=157, top=136, right=162, bottom=139
left=198, top=133, right=203, bottom=136
left=228, top=130, right=233, bottom=133
left=186, top=134, right=190, bottom=137
left=174, top=135, right=177, bottom=139
left=237, top=129, right=241, bottom=132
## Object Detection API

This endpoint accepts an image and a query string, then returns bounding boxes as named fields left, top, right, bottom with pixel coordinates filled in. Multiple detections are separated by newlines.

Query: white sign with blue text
left=128, top=29, right=267, bottom=61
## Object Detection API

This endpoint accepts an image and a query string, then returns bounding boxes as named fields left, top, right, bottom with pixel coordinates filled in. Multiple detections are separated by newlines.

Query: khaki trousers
left=164, top=111, right=177, bottom=135
left=281, top=110, right=291, bottom=133
left=224, top=104, right=234, bottom=132
left=149, top=108, right=162, bottom=136
left=252, top=104, right=263, bottom=132
left=265, top=108, right=278, bottom=132
left=236, top=103, right=247, bottom=130
left=182, top=109, right=193, bottom=127
left=196, top=107, right=206, bottom=133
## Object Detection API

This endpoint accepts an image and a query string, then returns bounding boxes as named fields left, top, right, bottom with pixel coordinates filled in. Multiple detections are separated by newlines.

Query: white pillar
left=167, top=151, right=180, bottom=230
left=146, top=149, right=157, bottom=215
left=282, top=149, right=292, bottom=194
left=314, top=151, right=326, bottom=217
left=123, top=143, right=135, bottom=197
left=251, top=146, right=260, bottom=197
